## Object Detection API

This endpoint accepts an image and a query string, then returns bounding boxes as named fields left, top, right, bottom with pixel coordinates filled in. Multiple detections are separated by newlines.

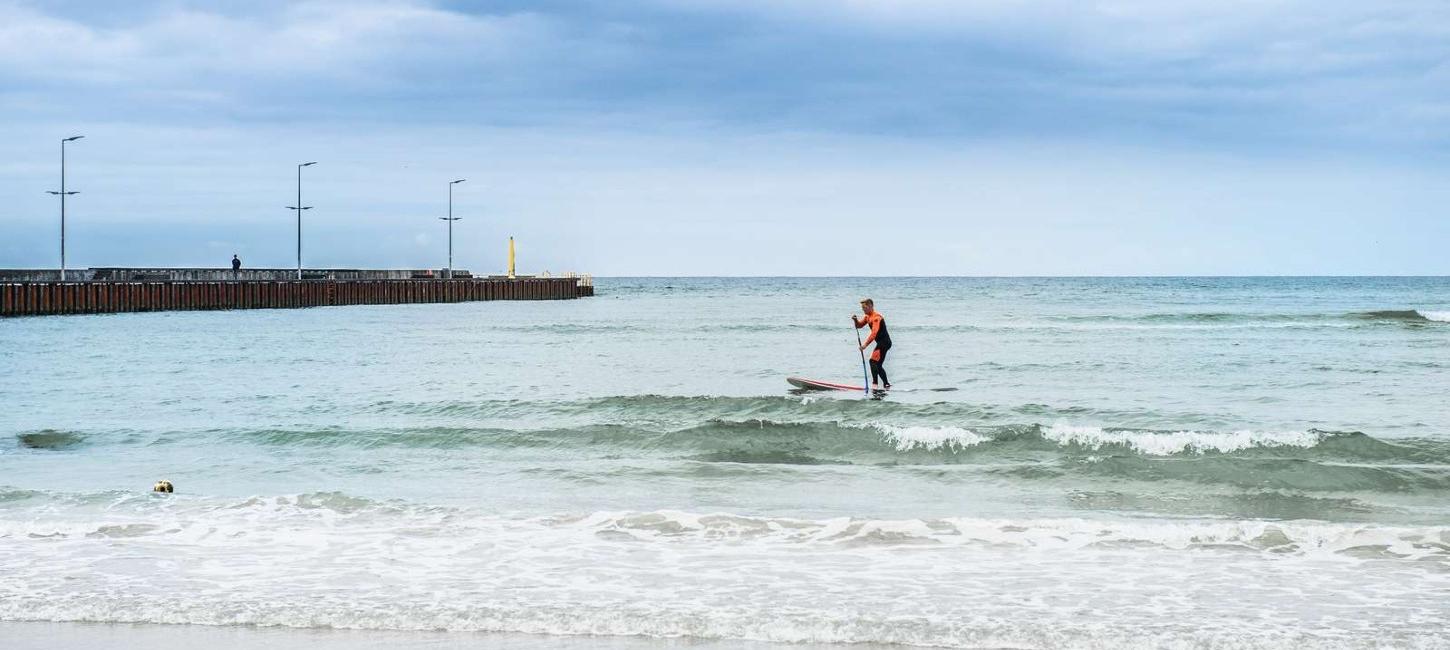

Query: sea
left=1, top=277, right=1448, bottom=649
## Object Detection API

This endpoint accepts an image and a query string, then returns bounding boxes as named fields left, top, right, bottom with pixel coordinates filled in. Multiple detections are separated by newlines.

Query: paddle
left=853, top=318, right=870, bottom=395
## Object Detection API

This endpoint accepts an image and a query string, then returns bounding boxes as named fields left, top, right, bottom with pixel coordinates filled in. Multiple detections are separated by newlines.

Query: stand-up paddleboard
left=787, top=377, right=868, bottom=392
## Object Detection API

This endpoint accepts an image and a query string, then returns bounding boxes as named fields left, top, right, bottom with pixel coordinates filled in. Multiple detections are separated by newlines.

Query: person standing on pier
left=232, top=255, right=242, bottom=273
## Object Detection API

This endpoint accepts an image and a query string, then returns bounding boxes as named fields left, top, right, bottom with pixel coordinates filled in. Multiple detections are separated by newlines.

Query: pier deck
left=0, top=269, right=593, bottom=317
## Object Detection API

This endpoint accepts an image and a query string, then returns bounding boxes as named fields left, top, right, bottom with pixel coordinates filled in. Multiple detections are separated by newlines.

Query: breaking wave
left=19, top=390, right=1447, bottom=494
left=1035, top=308, right=1450, bottom=328
left=1350, top=309, right=1449, bottom=323
left=1, top=491, right=1446, bottom=647
left=142, top=411, right=1448, bottom=493
left=2, top=489, right=1444, bottom=559
left=221, top=415, right=1441, bottom=460
left=875, top=424, right=989, bottom=450
left=1035, top=423, right=1325, bottom=455
left=874, top=422, right=1339, bottom=456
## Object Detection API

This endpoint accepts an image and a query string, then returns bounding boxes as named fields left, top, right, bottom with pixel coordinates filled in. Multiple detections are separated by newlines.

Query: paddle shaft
left=854, top=321, right=870, bottom=394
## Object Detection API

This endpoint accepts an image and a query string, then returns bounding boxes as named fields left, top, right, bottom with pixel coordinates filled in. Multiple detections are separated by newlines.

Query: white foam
left=566, top=510, right=1450, bottom=560
left=1420, top=310, right=1450, bottom=323
left=868, top=422, right=1330, bottom=456
left=13, top=494, right=1440, bottom=559
left=871, top=423, right=987, bottom=450
left=1, top=497, right=1447, bottom=646
left=1043, top=422, right=1324, bottom=455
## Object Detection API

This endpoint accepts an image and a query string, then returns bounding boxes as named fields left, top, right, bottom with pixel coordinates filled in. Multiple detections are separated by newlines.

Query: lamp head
left=63, top=135, right=84, bottom=142
left=301, top=161, right=317, bottom=167
left=452, top=179, right=466, bottom=184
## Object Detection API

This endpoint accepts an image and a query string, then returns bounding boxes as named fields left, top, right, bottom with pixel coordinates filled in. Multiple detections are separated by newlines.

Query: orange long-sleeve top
left=855, top=312, right=886, bottom=347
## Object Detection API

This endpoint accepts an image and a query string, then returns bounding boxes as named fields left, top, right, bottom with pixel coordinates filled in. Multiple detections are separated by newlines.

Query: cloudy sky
left=1, top=0, right=1447, bottom=275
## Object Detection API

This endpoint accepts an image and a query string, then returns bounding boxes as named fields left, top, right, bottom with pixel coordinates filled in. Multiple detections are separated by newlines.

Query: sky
left=1, top=0, right=1447, bottom=276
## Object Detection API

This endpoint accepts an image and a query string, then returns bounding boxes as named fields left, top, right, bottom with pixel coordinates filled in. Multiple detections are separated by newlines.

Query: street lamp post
left=286, top=162, right=317, bottom=280
left=440, top=179, right=465, bottom=279
left=46, top=135, right=84, bottom=282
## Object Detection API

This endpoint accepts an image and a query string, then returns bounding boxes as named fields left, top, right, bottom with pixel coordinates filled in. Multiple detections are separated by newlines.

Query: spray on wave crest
left=3, top=489, right=1447, bottom=561
left=1037, top=423, right=1326, bottom=455
left=872, top=424, right=990, bottom=450
left=871, top=422, right=1333, bottom=455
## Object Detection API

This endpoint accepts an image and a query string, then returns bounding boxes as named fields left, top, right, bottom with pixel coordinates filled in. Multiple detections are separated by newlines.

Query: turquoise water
left=2, top=277, right=1448, bottom=648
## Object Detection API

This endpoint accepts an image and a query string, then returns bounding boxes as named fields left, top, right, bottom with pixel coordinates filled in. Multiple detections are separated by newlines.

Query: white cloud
left=2, top=1, right=1449, bottom=275
left=665, top=0, right=1450, bottom=70
left=0, top=1, right=556, bottom=85
left=3, top=0, right=1447, bottom=148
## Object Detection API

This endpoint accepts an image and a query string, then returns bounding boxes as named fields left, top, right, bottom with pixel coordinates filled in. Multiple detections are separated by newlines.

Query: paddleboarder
left=852, top=298, right=892, bottom=389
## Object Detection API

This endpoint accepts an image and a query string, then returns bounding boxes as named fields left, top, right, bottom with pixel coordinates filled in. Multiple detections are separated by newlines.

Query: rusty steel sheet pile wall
left=0, top=278, right=590, bottom=317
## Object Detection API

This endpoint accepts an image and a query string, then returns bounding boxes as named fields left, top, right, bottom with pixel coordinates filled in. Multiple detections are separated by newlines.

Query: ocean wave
left=1351, top=309, right=1449, bottom=324
left=197, top=418, right=1450, bottom=493
left=14, top=430, right=86, bottom=450
left=863, top=421, right=1434, bottom=460
left=1039, top=309, right=1450, bottom=327
left=1073, top=455, right=1450, bottom=492
left=2, top=493, right=1446, bottom=646
left=3, top=489, right=1445, bottom=560
left=874, top=424, right=988, bottom=450
left=875, top=422, right=1337, bottom=456
left=565, top=509, right=1450, bottom=560
left=1052, top=311, right=1326, bottom=324
left=1039, top=423, right=1323, bottom=455
left=361, top=393, right=973, bottom=423
left=215, top=412, right=1447, bottom=463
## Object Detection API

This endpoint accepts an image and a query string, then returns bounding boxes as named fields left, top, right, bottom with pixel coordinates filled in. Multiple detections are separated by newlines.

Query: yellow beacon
left=508, top=237, right=516, bottom=279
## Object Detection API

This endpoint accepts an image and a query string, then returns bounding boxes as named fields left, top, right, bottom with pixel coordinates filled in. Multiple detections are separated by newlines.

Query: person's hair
left=860, top=298, right=874, bottom=307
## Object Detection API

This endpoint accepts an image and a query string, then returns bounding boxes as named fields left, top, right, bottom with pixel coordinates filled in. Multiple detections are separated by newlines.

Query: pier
left=0, top=268, right=593, bottom=318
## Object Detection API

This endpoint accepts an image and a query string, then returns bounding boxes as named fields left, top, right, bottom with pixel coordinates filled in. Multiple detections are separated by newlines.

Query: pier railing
left=0, top=277, right=592, bottom=318
left=0, top=268, right=470, bottom=282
